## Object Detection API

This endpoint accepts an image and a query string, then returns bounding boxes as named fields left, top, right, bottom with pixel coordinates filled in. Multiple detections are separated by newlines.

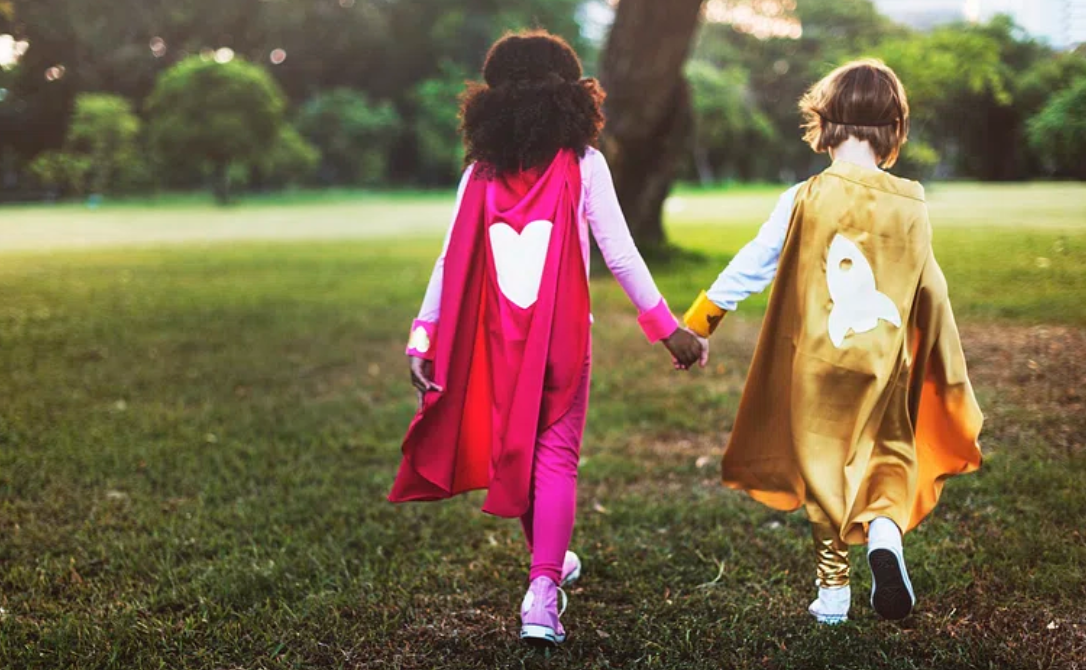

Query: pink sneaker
left=519, top=576, right=567, bottom=647
left=560, top=550, right=582, bottom=587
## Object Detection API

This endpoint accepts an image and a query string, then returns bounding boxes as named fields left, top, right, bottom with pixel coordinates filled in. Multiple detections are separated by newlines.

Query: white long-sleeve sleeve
left=705, top=183, right=802, bottom=312
left=583, top=149, right=678, bottom=341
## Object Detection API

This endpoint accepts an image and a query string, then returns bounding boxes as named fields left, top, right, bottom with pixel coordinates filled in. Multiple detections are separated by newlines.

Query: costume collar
left=826, top=160, right=925, bottom=202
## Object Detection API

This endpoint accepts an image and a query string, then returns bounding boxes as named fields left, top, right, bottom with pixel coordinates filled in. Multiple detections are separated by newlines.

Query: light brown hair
left=799, top=59, right=910, bottom=168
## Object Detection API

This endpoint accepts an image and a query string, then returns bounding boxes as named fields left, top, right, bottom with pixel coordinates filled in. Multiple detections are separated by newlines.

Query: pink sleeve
left=583, top=149, right=678, bottom=343
left=408, top=165, right=474, bottom=358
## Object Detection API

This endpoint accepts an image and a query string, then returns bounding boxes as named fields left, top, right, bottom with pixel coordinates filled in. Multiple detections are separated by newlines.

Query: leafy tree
left=411, top=61, right=468, bottom=184
left=687, top=6, right=1070, bottom=182
left=1014, top=50, right=1086, bottom=173
left=3, top=0, right=1084, bottom=191
left=19, top=93, right=144, bottom=196
left=146, top=56, right=286, bottom=203
left=296, top=89, right=401, bottom=186
left=0, top=0, right=589, bottom=187
left=65, top=93, right=142, bottom=194
left=28, top=150, right=90, bottom=195
left=253, top=125, right=321, bottom=188
left=1016, top=52, right=1086, bottom=115
left=691, top=0, right=902, bottom=182
left=878, top=21, right=1016, bottom=179
left=687, top=61, right=775, bottom=183
left=895, top=140, right=940, bottom=180
left=879, top=29, right=1010, bottom=109
left=1027, top=76, right=1086, bottom=179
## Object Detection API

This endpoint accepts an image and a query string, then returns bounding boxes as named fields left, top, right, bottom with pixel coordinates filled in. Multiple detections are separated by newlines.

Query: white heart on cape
left=488, top=220, right=553, bottom=309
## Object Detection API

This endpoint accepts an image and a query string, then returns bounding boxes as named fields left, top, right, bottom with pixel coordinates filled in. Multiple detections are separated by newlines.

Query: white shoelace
left=557, top=587, right=568, bottom=617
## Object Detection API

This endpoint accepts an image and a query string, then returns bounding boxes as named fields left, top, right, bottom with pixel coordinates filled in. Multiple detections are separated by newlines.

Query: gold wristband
left=683, top=290, right=727, bottom=338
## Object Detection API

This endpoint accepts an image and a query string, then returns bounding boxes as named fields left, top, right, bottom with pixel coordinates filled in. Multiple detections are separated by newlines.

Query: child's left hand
left=408, top=355, right=443, bottom=409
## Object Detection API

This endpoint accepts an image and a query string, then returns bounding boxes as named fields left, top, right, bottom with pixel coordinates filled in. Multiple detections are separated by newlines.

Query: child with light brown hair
left=681, top=59, right=983, bottom=623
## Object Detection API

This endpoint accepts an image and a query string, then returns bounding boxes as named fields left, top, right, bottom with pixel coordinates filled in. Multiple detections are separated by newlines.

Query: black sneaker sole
left=521, top=625, right=564, bottom=648
left=522, top=636, right=558, bottom=649
left=868, top=548, right=914, bottom=621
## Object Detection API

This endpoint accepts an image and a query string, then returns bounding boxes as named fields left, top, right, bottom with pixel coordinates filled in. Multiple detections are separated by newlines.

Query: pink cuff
left=406, top=320, right=437, bottom=360
left=637, top=298, right=679, bottom=343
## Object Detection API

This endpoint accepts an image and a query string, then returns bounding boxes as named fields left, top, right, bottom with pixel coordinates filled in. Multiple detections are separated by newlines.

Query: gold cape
left=721, top=162, right=983, bottom=544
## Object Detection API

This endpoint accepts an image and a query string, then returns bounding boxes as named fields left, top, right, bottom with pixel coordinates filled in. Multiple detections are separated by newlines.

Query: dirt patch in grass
left=962, top=324, right=1086, bottom=456
left=682, top=319, right=1086, bottom=457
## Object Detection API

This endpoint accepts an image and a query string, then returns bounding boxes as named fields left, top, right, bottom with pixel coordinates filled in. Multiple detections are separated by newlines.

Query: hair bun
left=482, top=31, right=583, bottom=87
left=497, top=71, right=574, bottom=93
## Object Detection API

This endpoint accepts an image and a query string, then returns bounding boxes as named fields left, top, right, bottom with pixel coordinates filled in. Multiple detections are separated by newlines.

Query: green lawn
left=1, top=185, right=1084, bottom=668
left=1, top=180, right=1083, bottom=253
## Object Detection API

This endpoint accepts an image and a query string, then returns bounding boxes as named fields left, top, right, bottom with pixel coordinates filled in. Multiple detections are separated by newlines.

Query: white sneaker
left=808, top=584, right=851, bottom=624
left=867, top=517, right=915, bottom=620
left=560, top=551, right=582, bottom=587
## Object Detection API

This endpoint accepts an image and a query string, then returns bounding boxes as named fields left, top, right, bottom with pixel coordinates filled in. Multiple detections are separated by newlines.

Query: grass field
left=1, top=181, right=1083, bottom=251
left=1, top=184, right=1085, bottom=669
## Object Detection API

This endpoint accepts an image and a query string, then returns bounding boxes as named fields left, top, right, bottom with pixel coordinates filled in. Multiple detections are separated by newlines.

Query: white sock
left=867, top=517, right=903, bottom=551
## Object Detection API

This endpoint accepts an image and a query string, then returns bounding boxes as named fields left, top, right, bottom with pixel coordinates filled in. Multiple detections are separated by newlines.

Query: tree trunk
left=599, top=0, right=705, bottom=254
left=693, top=142, right=714, bottom=186
left=213, top=160, right=231, bottom=205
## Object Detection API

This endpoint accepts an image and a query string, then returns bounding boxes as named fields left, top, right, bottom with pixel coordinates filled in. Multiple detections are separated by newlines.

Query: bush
left=146, top=56, right=287, bottom=203
left=895, top=140, right=941, bottom=181
left=254, top=125, right=321, bottom=188
left=66, top=94, right=144, bottom=195
left=412, top=61, right=467, bottom=184
left=296, top=89, right=401, bottom=186
left=28, top=151, right=92, bottom=197
left=687, top=61, right=776, bottom=183
left=1027, top=76, right=1086, bottom=179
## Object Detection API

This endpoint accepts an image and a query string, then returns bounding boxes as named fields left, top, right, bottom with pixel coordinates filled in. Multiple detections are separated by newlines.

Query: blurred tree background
left=0, top=0, right=1083, bottom=205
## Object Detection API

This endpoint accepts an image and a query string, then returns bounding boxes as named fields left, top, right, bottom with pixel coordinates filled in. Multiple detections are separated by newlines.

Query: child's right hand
left=408, top=355, right=443, bottom=409
left=664, top=327, right=706, bottom=370
left=694, top=332, right=710, bottom=368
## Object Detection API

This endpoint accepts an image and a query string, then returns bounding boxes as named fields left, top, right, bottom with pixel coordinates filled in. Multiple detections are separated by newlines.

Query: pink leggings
left=519, top=355, right=591, bottom=584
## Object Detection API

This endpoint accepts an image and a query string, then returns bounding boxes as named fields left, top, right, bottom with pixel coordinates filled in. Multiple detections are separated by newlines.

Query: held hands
left=409, top=324, right=709, bottom=407
left=671, top=290, right=725, bottom=371
left=664, top=327, right=709, bottom=371
left=408, top=355, right=443, bottom=409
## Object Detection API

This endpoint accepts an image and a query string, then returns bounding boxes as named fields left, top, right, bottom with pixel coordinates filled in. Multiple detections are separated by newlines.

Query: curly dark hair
left=460, top=30, right=606, bottom=177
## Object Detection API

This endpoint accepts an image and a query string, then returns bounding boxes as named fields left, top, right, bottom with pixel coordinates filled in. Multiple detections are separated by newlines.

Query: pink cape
left=388, top=150, right=590, bottom=518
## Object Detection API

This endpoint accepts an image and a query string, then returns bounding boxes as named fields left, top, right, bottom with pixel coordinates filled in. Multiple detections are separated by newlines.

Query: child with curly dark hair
left=389, top=30, right=704, bottom=647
